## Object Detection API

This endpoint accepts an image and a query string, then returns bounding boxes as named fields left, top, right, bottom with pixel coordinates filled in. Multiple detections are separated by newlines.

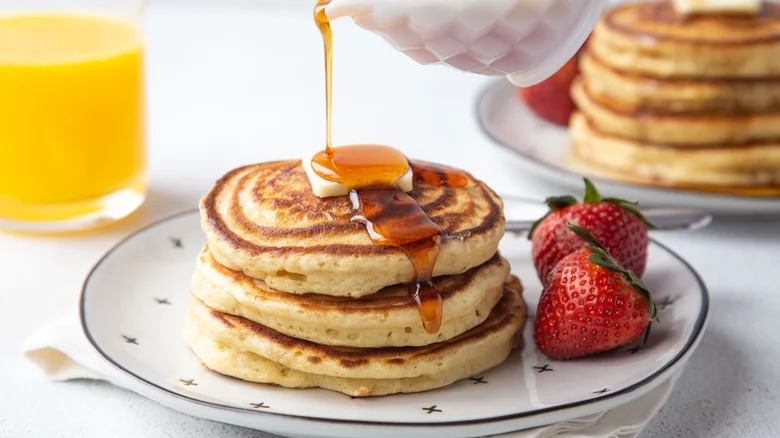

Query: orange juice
left=0, top=13, right=145, bottom=225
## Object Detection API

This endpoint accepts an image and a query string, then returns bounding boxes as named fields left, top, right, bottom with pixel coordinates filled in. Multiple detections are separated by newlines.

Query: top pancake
left=200, top=160, right=504, bottom=297
left=590, top=1, right=780, bottom=78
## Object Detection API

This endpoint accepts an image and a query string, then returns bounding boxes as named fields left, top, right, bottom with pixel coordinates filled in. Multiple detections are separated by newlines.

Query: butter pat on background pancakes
left=674, top=0, right=761, bottom=14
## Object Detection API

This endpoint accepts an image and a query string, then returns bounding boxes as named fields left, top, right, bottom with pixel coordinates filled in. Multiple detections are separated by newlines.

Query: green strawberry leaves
left=603, top=197, right=656, bottom=229
left=582, top=177, right=656, bottom=227
left=546, top=195, right=578, bottom=210
left=567, top=223, right=658, bottom=322
left=527, top=177, right=655, bottom=239
left=527, top=195, right=577, bottom=238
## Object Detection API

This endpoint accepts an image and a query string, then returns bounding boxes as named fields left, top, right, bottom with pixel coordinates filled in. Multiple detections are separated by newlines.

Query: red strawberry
left=530, top=178, right=651, bottom=285
left=517, top=57, right=579, bottom=125
left=534, top=224, right=657, bottom=360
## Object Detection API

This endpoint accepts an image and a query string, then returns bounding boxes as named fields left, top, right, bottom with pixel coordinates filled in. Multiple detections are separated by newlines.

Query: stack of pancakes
left=185, top=160, right=527, bottom=397
left=571, top=1, right=780, bottom=189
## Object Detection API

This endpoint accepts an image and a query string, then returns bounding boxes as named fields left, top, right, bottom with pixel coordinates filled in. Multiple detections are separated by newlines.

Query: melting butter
left=302, top=151, right=413, bottom=198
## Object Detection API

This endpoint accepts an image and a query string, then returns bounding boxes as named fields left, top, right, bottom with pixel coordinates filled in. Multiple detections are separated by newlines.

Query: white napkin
left=23, top=313, right=131, bottom=387
left=24, top=315, right=678, bottom=438
left=490, top=374, right=677, bottom=438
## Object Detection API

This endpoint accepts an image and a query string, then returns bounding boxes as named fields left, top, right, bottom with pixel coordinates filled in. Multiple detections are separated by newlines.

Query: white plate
left=80, top=210, right=708, bottom=438
left=477, top=79, right=780, bottom=215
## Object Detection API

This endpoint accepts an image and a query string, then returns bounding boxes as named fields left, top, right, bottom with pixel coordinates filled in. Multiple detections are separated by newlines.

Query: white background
left=1, top=1, right=779, bottom=437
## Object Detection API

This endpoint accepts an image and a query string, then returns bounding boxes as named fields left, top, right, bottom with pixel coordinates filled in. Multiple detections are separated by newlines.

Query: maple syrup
left=412, top=161, right=470, bottom=188
left=313, top=1, right=471, bottom=333
left=350, top=188, right=444, bottom=333
left=311, top=144, right=409, bottom=189
left=314, top=0, right=334, bottom=152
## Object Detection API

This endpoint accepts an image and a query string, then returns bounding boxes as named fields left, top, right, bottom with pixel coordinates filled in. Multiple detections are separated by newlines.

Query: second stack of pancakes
left=571, top=1, right=780, bottom=190
left=185, top=160, right=526, bottom=397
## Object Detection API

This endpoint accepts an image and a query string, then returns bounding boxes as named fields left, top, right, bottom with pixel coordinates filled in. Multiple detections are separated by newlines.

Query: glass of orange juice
left=0, top=0, right=145, bottom=232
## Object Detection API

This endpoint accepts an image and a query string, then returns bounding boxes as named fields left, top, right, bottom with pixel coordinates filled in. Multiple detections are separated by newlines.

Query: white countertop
left=2, top=3, right=779, bottom=437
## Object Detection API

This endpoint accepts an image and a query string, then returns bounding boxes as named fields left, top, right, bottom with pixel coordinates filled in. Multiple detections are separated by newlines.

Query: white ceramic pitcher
left=324, top=0, right=606, bottom=86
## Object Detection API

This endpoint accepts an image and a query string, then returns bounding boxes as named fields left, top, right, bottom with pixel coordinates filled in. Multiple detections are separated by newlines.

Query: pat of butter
left=673, top=0, right=761, bottom=14
left=302, top=151, right=414, bottom=198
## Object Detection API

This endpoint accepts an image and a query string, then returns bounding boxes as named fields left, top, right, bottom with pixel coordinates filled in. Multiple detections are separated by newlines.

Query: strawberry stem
left=584, top=177, right=655, bottom=228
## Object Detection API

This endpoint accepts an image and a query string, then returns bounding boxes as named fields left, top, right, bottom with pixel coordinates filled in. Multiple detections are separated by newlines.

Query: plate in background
left=81, top=210, right=708, bottom=438
left=477, top=80, right=780, bottom=215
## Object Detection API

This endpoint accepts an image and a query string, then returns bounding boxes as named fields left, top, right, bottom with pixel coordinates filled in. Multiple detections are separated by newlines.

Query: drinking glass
left=0, top=0, right=145, bottom=232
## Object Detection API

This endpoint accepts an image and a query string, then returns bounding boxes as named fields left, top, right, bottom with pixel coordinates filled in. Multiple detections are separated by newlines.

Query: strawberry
left=517, top=57, right=579, bottom=125
left=529, top=178, right=652, bottom=285
left=534, top=224, right=657, bottom=360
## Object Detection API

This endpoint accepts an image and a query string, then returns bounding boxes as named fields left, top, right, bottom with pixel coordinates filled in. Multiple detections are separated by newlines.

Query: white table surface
left=2, top=2, right=779, bottom=437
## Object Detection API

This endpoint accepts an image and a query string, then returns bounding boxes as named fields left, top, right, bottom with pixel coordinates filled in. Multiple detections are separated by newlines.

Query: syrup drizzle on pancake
left=412, top=161, right=470, bottom=189
left=313, top=1, right=469, bottom=333
left=349, top=188, right=443, bottom=333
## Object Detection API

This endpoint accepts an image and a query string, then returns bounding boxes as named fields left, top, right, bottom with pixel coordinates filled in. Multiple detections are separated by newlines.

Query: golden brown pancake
left=572, top=78, right=780, bottom=146
left=184, top=276, right=526, bottom=397
left=200, top=160, right=505, bottom=297
left=589, top=1, right=780, bottom=79
left=570, top=112, right=780, bottom=187
left=191, top=245, right=510, bottom=347
left=581, top=51, right=780, bottom=114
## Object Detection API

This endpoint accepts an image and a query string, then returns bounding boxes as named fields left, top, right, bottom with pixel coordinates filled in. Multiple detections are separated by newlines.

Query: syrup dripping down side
left=347, top=163, right=470, bottom=334
left=350, top=189, right=444, bottom=333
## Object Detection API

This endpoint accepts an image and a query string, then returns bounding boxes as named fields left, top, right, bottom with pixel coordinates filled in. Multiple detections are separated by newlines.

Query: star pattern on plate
left=533, top=364, right=554, bottom=373
left=170, top=237, right=183, bottom=249
left=78, top=209, right=708, bottom=433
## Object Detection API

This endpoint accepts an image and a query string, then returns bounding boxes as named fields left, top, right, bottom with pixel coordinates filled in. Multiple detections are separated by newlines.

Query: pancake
left=200, top=160, right=505, bottom=297
left=572, top=78, right=780, bottom=146
left=184, top=276, right=526, bottom=397
left=191, top=245, right=510, bottom=347
left=570, top=112, right=780, bottom=187
left=185, top=318, right=514, bottom=398
left=589, top=1, right=780, bottom=79
left=580, top=51, right=780, bottom=114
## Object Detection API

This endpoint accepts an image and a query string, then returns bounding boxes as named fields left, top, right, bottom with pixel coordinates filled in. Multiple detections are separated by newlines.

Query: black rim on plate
left=475, top=78, right=780, bottom=202
left=80, top=210, right=710, bottom=429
